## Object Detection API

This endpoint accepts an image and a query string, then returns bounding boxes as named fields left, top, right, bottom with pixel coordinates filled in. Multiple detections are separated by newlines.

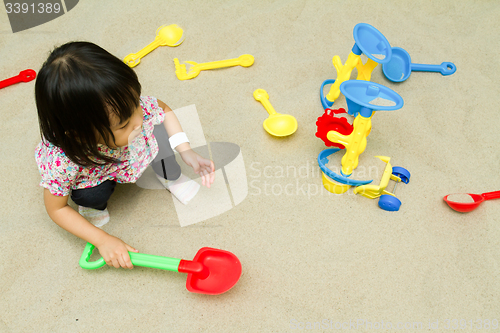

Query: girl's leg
left=151, top=124, right=200, bottom=204
left=71, top=180, right=117, bottom=210
left=71, top=180, right=116, bottom=227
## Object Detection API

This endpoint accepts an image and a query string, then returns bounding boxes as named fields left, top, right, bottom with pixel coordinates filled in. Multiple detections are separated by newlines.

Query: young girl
left=35, top=42, right=215, bottom=269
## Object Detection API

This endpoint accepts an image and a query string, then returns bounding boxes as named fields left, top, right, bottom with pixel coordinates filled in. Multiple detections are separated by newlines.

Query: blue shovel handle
left=411, top=62, right=456, bottom=76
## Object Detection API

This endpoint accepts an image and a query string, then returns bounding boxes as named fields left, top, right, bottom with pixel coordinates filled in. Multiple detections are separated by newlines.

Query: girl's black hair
left=35, top=41, right=141, bottom=166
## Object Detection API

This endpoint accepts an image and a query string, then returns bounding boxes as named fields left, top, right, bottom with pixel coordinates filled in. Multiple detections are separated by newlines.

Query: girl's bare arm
left=43, top=189, right=137, bottom=268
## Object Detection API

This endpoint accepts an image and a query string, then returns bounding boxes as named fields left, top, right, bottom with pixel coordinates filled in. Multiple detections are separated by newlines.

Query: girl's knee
left=70, top=180, right=116, bottom=209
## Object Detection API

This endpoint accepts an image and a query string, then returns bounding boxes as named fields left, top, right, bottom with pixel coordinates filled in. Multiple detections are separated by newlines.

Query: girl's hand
left=96, top=235, right=139, bottom=269
left=179, top=149, right=215, bottom=188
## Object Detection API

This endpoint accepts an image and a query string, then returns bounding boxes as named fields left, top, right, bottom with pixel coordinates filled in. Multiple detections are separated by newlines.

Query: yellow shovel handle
left=197, top=58, right=241, bottom=71
left=253, top=89, right=277, bottom=115
left=123, top=38, right=162, bottom=67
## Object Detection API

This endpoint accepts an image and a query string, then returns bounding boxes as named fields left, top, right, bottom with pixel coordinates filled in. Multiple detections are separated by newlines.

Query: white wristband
left=169, top=132, right=189, bottom=151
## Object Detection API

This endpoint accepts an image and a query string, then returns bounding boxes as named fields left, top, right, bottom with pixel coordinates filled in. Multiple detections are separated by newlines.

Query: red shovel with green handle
left=79, top=242, right=242, bottom=295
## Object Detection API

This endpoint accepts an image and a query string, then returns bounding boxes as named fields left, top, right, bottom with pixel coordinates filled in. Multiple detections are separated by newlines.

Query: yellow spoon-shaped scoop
left=253, top=89, right=298, bottom=137
left=124, top=24, right=185, bottom=68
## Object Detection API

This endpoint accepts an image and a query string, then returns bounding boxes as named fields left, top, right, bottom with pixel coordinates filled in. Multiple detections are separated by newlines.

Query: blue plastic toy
left=320, top=79, right=337, bottom=110
left=378, top=166, right=411, bottom=211
left=341, top=80, right=404, bottom=117
left=352, top=23, right=393, bottom=64
left=382, top=47, right=457, bottom=82
left=317, top=148, right=373, bottom=186
left=392, top=166, right=411, bottom=184
left=321, top=23, right=392, bottom=108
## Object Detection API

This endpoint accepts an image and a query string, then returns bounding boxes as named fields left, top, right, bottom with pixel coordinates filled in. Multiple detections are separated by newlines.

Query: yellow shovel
left=253, top=89, right=297, bottom=137
left=124, top=24, right=185, bottom=68
left=174, top=54, right=254, bottom=80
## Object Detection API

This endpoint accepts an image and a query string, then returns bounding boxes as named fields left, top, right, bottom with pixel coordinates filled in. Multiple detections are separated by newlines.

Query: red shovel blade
left=179, top=247, right=242, bottom=295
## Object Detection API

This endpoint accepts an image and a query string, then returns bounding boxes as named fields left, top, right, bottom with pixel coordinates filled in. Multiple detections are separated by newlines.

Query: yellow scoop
left=253, top=89, right=297, bottom=137
left=174, top=54, right=254, bottom=80
left=124, top=24, right=185, bottom=68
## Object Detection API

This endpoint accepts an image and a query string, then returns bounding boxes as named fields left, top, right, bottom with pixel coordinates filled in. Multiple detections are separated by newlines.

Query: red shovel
left=0, top=69, right=36, bottom=89
left=79, top=243, right=242, bottom=295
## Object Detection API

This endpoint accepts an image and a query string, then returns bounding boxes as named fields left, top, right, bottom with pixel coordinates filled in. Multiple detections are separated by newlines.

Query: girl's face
left=99, top=105, right=143, bottom=148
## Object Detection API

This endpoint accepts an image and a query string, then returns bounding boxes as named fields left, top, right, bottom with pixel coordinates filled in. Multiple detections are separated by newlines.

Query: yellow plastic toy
left=355, top=58, right=379, bottom=81
left=326, top=52, right=360, bottom=103
left=354, top=157, right=411, bottom=211
left=174, top=54, right=254, bottom=80
left=354, top=156, right=400, bottom=198
left=322, top=172, right=351, bottom=194
left=253, top=89, right=297, bottom=137
left=124, top=24, right=185, bottom=68
left=326, top=80, right=404, bottom=177
left=326, top=56, right=379, bottom=102
left=326, top=112, right=372, bottom=176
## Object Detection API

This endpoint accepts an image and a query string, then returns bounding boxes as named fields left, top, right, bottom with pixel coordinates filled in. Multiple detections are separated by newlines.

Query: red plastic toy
left=80, top=243, right=242, bottom=295
left=444, top=190, right=500, bottom=213
left=180, top=247, right=242, bottom=295
left=315, top=108, right=354, bottom=149
left=0, top=69, right=36, bottom=89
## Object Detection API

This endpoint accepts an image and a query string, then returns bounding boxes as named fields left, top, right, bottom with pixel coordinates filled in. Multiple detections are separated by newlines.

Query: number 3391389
left=5, top=2, right=62, bottom=14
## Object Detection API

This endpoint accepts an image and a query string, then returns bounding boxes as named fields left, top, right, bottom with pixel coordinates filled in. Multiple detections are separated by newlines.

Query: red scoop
left=444, top=191, right=500, bottom=213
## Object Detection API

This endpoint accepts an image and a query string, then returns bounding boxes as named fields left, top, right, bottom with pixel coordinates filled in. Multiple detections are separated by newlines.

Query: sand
left=1, top=1, right=499, bottom=331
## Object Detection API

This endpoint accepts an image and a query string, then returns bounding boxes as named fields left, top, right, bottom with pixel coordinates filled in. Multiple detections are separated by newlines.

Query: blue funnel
left=352, top=23, right=392, bottom=64
left=340, top=80, right=404, bottom=117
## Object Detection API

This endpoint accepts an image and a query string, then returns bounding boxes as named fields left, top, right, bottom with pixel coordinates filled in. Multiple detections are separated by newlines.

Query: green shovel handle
left=79, top=242, right=181, bottom=271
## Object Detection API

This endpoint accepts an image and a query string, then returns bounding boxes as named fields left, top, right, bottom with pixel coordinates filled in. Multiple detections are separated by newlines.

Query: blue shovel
left=382, top=47, right=456, bottom=82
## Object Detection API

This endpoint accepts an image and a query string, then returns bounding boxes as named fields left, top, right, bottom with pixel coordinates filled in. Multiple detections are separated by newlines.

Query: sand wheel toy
left=315, top=108, right=354, bottom=149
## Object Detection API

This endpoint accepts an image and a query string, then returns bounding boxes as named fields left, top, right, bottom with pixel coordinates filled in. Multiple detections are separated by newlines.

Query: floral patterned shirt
left=35, top=96, right=165, bottom=196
